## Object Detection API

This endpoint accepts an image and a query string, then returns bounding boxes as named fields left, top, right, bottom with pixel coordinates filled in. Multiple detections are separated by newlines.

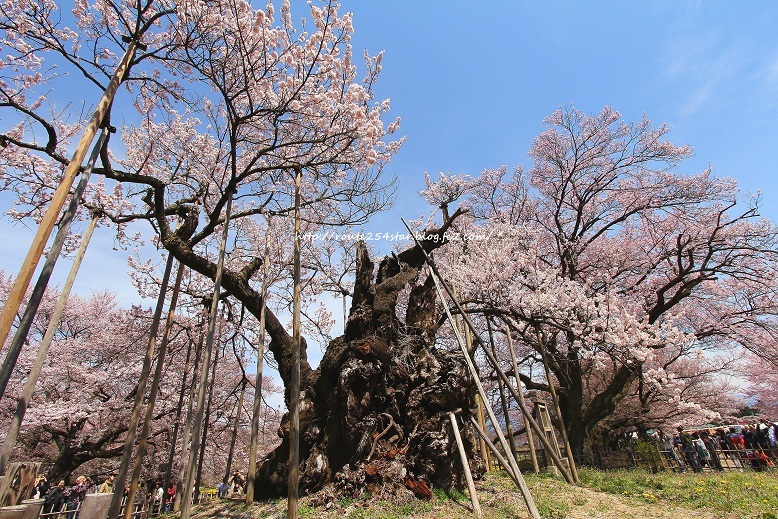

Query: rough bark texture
left=254, top=242, right=481, bottom=499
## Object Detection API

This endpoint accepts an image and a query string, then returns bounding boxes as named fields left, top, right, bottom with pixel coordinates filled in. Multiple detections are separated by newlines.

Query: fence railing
left=589, top=443, right=777, bottom=473
left=505, top=440, right=777, bottom=474
left=37, top=490, right=219, bottom=519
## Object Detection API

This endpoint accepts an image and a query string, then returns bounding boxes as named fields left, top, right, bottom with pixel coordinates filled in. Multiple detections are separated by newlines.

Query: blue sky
left=2, top=0, right=778, bottom=337
left=346, top=0, right=778, bottom=232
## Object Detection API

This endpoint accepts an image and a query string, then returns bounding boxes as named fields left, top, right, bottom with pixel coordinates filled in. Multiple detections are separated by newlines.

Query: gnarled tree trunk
left=254, top=241, right=481, bottom=498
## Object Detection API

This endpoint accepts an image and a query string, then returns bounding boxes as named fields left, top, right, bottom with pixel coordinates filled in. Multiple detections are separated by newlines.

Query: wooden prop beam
left=123, top=263, right=187, bottom=519
left=534, top=328, right=580, bottom=484
left=180, top=190, right=233, bottom=519
left=287, top=169, right=302, bottom=519
left=400, top=218, right=574, bottom=485
left=246, top=227, right=271, bottom=503
left=506, top=325, right=539, bottom=474
left=0, top=214, right=98, bottom=472
left=429, top=268, right=540, bottom=519
left=448, top=413, right=482, bottom=518
left=173, top=324, right=205, bottom=513
left=107, top=251, right=175, bottom=519
left=0, top=128, right=109, bottom=402
left=0, top=40, right=140, bottom=352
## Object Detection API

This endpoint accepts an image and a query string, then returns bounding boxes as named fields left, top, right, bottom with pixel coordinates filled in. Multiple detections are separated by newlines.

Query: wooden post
left=0, top=463, right=39, bottom=507
left=161, top=319, right=197, bottom=498
left=535, top=328, right=580, bottom=483
left=173, top=323, right=205, bottom=513
left=287, top=168, right=302, bottom=519
left=246, top=227, right=271, bottom=503
left=448, top=413, right=482, bottom=518
left=465, top=322, right=492, bottom=472
left=77, top=494, right=113, bottom=519
left=180, top=188, right=234, bottom=519
left=123, top=263, right=186, bottom=519
left=468, top=416, right=516, bottom=483
left=427, top=268, right=540, bottom=519
left=0, top=129, right=109, bottom=402
left=20, top=498, right=44, bottom=519
left=454, top=306, right=490, bottom=471
left=0, top=39, right=140, bottom=353
left=223, top=378, right=247, bottom=487
left=107, top=252, right=175, bottom=519
left=195, top=341, right=221, bottom=503
left=486, top=319, right=519, bottom=464
left=506, top=325, right=539, bottom=474
left=400, top=218, right=574, bottom=485
left=0, top=214, right=98, bottom=472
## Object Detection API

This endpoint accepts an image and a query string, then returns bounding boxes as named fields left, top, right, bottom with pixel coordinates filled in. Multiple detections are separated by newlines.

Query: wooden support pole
left=173, top=324, right=205, bottom=513
left=223, top=377, right=247, bottom=486
left=486, top=319, right=519, bottom=464
left=195, top=341, right=220, bottom=504
left=469, top=416, right=517, bottom=483
left=427, top=268, right=540, bottom=519
left=107, top=251, right=175, bottom=519
left=448, top=413, right=482, bottom=518
left=466, top=323, right=492, bottom=472
left=246, top=227, right=271, bottom=504
left=287, top=168, right=302, bottom=519
left=161, top=318, right=197, bottom=500
left=0, top=213, right=98, bottom=473
left=506, top=325, right=539, bottom=474
left=400, top=218, right=574, bottom=485
left=0, top=128, right=109, bottom=402
left=180, top=190, right=233, bottom=519
left=454, top=310, right=490, bottom=471
left=123, top=262, right=186, bottom=519
left=0, top=40, right=139, bottom=352
left=535, top=328, right=580, bottom=484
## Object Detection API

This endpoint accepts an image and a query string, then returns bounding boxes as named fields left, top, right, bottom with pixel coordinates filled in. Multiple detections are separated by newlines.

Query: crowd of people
left=33, top=473, right=179, bottom=518
left=654, top=419, right=778, bottom=472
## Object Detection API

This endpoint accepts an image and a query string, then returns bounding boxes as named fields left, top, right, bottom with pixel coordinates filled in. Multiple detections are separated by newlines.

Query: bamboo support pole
left=223, top=378, right=247, bottom=485
left=467, top=326, right=492, bottom=471
left=123, top=263, right=186, bottom=519
left=448, top=413, right=482, bottom=518
left=195, top=341, right=220, bottom=503
left=0, top=40, right=139, bottom=352
left=468, top=416, right=517, bottom=483
left=246, top=227, right=271, bottom=503
left=107, top=251, right=175, bottom=519
left=486, top=319, right=519, bottom=464
left=0, top=128, right=109, bottom=402
left=180, top=190, right=233, bottom=519
left=455, top=306, right=492, bottom=472
left=400, top=218, right=574, bottom=485
left=162, top=318, right=197, bottom=499
left=535, top=328, right=580, bottom=484
left=428, top=268, right=540, bottom=519
left=0, top=213, right=99, bottom=472
left=455, top=311, right=491, bottom=471
left=287, top=169, right=302, bottom=519
left=173, top=325, right=205, bottom=513
left=506, top=325, right=539, bottom=474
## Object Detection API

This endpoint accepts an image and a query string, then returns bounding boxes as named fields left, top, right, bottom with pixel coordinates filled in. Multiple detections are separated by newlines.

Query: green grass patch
left=579, top=467, right=778, bottom=517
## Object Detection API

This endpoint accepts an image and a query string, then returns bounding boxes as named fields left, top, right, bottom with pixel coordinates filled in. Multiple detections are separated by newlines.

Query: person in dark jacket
left=31, top=475, right=50, bottom=499
left=43, top=480, right=66, bottom=514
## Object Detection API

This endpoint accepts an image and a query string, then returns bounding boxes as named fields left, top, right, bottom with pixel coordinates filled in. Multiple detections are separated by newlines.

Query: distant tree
left=432, top=106, right=778, bottom=453
left=0, top=269, right=280, bottom=483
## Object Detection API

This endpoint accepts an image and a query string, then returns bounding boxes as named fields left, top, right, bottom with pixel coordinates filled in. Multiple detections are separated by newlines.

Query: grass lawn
left=189, top=467, right=778, bottom=519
